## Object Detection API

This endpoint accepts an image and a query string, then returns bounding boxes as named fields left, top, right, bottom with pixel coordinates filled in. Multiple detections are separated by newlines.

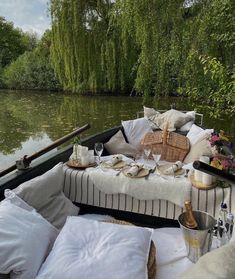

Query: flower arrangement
left=209, top=130, right=235, bottom=174
left=211, top=156, right=235, bottom=172
left=209, top=130, right=233, bottom=155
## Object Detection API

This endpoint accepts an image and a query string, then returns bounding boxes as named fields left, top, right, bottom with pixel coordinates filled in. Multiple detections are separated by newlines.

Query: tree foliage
left=2, top=30, right=61, bottom=91
left=0, top=16, right=39, bottom=87
left=50, top=0, right=137, bottom=94
left=49, top=0, right=234, bottom=115
left=0, top=17, right=37, bottom=68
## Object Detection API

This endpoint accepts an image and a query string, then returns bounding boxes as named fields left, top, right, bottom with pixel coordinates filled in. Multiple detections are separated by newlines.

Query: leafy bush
left=2, top=31, right=61, bottom=91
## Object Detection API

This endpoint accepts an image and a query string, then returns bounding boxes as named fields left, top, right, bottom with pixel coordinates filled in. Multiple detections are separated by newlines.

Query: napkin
left=163, top=161, right=183, bottom=175
left=126, top=163, right=143, bottom=177
left=106, top=155, right=123, bottom=166
left=70, top=145, right=88, bottom=160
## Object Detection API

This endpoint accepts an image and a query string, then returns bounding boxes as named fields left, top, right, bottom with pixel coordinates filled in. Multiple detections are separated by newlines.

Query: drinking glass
left=152, top=153, right=161, bottom=167
left=94, top=142, right=104, bottom=165
left=143, top=146, right=151, bottom=161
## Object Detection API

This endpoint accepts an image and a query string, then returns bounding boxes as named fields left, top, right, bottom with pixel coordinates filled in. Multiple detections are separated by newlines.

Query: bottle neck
left=185, top=203, right=198, bottom=229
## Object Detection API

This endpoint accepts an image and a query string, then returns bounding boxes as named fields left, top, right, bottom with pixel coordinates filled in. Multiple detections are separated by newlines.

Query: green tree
left=50, top=0, right=137, bottom=94
left=0, top=16, right=37, bottom=68
left=3, top=30, right=61, bottom=91
left=180, top=0, right=235, bottom=117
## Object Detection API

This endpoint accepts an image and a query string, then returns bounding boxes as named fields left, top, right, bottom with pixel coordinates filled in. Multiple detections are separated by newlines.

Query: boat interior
left=0, top=108, right=234, bottom=279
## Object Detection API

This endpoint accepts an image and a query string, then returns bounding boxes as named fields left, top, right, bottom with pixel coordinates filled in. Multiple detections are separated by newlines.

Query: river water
left=0, top=90, right=234, bottom=171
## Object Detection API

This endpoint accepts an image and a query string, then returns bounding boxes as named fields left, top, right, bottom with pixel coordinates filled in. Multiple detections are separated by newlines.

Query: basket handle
left=162, top=122, right=169, bottom=145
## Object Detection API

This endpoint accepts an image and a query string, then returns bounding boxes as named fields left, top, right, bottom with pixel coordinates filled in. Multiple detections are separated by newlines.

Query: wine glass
left=143, top=146, right=152, bottom=163
left=152, top=153, right=161, bottom=167
left=94, top=142, right=104, bottom=165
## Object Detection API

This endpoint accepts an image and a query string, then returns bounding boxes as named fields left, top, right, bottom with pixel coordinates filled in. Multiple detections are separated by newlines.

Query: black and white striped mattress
left=63, top=166, right=234, bottom=220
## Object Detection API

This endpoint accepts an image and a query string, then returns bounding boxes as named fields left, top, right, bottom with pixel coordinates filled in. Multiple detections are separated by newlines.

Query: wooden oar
left=0, top=123, right=90, bottom=178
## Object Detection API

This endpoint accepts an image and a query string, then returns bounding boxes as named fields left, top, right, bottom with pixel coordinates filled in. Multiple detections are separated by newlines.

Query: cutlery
left=145, top=166, right=156, bottom=180
left=115, top=168, right=123, bottom=176
left=184, top=169, right=189, bottom=178
left=116, top=170, right=122, bottom=176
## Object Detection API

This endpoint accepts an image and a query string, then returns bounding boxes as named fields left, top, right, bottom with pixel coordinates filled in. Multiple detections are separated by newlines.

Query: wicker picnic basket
left=141, top=125, right=190, bottom=162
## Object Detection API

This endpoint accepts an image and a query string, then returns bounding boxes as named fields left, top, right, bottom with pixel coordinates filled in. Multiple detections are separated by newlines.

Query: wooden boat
left=0, top=113, right=235, bottom=279
left=0, top=119, right=234, bottom=227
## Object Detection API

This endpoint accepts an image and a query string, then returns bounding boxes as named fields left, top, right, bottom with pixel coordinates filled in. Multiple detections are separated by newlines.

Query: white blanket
left=87, top=157, right=191, bottom=207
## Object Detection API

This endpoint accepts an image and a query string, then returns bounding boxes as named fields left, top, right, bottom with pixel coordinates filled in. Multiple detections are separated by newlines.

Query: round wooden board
left=66, top=160, right=96, bottom=169
left=190, top=175, right=216, bottom=190
left=123, top=167, right=149, bottom=178
left=157, top=163, right=185, bottom=176
left=102, top=160, right=126, bottom=169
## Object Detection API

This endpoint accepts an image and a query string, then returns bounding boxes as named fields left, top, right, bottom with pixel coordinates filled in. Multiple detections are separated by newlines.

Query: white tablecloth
left=86, top=156, right=191, bottom=207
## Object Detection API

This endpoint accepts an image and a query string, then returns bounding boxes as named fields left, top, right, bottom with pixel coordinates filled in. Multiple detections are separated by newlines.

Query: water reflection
left=0, top=90, right=234, bottom=170
left=0, top=133, right=55, bottom=171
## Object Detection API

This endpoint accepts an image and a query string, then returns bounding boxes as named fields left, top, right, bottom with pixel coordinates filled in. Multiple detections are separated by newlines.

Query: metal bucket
left=178, top=210, right=216, bottom=263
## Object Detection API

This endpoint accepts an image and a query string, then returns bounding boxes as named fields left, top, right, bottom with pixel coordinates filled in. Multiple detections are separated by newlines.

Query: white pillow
left=0, top=192, right=58, bottom=279
left=143, top=106, right=160, bottom=118
left=122, top=117, right=153, bottom=150
left=179, top=111, right=196, bottom=132
left=36, top=217, right=152, bottom=279
left=13, top=163, right=79, bottom=229
left=186, top=124, right=214, bottom=146
left=184, top=138, right=213, bottom=164
left=104, top=130, right=138, bottom=157
left=179, top=120, right=194, bottom=132
left=152, top=109, right=194, bottom=131
left=178, top=241, right=235, bottom=279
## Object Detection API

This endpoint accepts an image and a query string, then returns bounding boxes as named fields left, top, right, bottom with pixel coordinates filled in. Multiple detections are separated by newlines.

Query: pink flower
left=210, top=135, right=220, bottom=143
left=220, top=159, right=231, bottom=170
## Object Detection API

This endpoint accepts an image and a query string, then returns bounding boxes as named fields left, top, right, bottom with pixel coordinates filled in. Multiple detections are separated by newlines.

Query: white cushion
left=179, top=121, right=194, bottom=132
left=104, top=130, right=137, bottom=157
left=178, top=241, right=235, bottom=279
left=184, top=138, right=213, bottom=164
left=122, top=117, right=152, bottom=150
left=13, top=163, right=79, bottom=229
left=152, top=109, right=194, bottom=131
left=186, top=124, right=214, bottom=146
left=36, top=217, right=152, bottom=279
left=143, top=106, right=160, bottom=118
left=179, top=111, right=196, bottom=132
left=0, top=192, right=58, bottom=279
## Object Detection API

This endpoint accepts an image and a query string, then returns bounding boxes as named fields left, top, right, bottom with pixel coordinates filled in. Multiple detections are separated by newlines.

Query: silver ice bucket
left=178, top=210, right=216, bottom=263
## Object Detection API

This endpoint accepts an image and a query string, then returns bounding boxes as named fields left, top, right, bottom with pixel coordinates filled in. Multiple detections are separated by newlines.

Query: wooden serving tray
left=190, top=175, right=216, bottom=190
left=158, top=163, right=185, bottom=176
left=123, top=167, right=149, bottom=178
left=102, top=160, right=126, bottom=169
left=66, top=160, right=96, bottom=169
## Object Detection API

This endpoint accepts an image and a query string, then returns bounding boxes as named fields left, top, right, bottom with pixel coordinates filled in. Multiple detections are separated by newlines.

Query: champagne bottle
left=184, top=200, right=198, bottom=229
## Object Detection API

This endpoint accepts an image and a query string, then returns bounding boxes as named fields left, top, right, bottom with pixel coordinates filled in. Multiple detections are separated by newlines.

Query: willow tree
left=50, top=0, right=137, bottom=94
left=115, top=0, right=234, bottom=116
left=115, top=0, right=187, bottom=96
left=50, top=0, right=234, bottom=117
left=181, top=0, right=235, bottom=117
